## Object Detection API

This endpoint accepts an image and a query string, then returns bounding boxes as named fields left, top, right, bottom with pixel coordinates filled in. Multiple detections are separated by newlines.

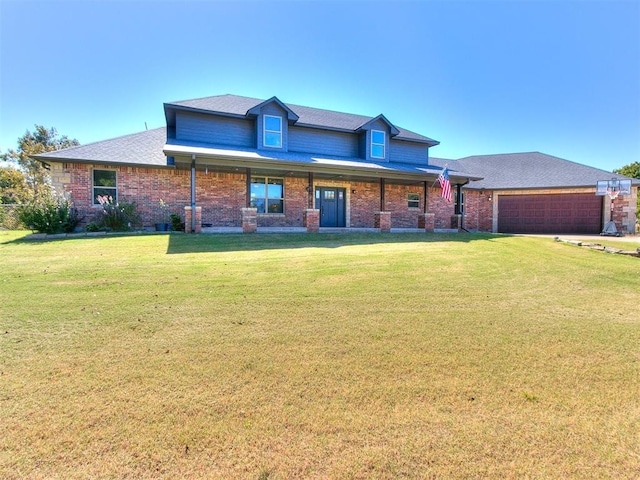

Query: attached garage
left=498, top=194, right=603, bottom=234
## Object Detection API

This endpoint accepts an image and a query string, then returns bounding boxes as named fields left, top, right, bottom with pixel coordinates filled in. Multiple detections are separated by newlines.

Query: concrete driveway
left=517, top=234, right=640, bottom=244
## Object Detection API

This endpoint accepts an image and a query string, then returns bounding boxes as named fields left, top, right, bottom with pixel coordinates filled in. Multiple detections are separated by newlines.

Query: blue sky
left=1, top=0, right=638, bottom=172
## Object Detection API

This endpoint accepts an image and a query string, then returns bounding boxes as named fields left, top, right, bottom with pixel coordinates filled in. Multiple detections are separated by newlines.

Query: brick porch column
left=375, top=211, right=391, bottom=232
left=184, top=206, right=202, bottom=233
left=242, top=207, right=258, bottom=233
left=418, top=213, right=435, bottom=232
left=304, top=209, right=320, bottom=233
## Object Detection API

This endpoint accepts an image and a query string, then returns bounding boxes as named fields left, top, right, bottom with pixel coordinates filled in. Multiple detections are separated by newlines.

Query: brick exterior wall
left=346, top=180, right=378, bottom=228
left=196, top=172, right=245, bottom=227
left=426, top=187, right=456, bottom=229
left=258, top=176, right=308, bottom=228
left=52, top=162, right=635, bottom=234
left=50, top=162, right=191, bottom=227
left=461, top=190, right=493, bottom=232
left=384, top=183, right=423, bottom=228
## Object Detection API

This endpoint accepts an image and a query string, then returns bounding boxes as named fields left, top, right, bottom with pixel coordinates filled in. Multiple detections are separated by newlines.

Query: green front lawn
left=1, top=231, right=639, bottom=479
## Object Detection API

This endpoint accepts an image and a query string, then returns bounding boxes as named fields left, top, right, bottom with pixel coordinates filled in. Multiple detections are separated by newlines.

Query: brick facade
left=50, top=162, right=190, bottom=227
left=426, top=187, right=456, bottom=229
left=51, top=161, right=636, bottom=234
left=53, top=163, right=457, bottom=230
left=460, top=190, right=494, bottom=232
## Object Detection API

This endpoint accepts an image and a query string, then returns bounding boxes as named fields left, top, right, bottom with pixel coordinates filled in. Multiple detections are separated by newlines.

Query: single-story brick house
left=34, top=94, right=639, bottom=234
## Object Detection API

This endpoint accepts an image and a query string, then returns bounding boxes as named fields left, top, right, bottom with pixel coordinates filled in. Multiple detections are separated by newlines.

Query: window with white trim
left=371, top=130, right=385, bottom=159
left=93, top=169, right=117, bottom=204
left=408, top=193, right=420, bottom=209
left=263, top=115, right=282, bottom=148
left=250, top=177, right=284, bottom=213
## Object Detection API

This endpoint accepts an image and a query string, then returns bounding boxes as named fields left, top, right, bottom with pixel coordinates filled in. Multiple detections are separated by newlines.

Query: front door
left=316, top=187, right=346, bottom=227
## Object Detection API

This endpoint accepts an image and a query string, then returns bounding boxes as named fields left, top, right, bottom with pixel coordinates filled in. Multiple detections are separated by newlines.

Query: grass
left=1, top=230, right=639, bottom=479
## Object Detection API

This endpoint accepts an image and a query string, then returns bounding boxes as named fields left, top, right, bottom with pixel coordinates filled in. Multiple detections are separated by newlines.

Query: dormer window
left=263, top=115, right=282, bottom=148
left=371, top=130, right=385, bottom=159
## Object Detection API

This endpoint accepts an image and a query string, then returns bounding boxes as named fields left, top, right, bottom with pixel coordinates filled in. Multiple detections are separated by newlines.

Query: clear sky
left=1, top=0, right=638, bottom=172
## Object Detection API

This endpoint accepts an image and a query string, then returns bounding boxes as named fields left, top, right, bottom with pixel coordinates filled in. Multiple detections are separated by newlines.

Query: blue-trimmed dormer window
left=263, top=115, right=282, bottom=148
left=371, top=130, right=385, bottom=159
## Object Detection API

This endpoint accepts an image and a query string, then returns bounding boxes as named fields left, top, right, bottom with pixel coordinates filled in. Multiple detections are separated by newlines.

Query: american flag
left=438, top=168, right=452, bottom=203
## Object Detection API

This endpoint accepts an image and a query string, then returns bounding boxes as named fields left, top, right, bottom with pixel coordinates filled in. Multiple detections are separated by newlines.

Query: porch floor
left=200, top=227, right=460, bottom=234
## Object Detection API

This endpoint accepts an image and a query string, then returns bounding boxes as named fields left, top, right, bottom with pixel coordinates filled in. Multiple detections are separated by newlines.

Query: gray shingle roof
left=163, top=138, right=478, bottom=181
left=431, top=152, right=639, bottom=189
left=33, top=128, right=168, bottom=167
left=166, top=94, right=438, bottom=145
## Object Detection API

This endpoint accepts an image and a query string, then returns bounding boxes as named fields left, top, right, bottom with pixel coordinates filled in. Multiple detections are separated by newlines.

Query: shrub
left=19, top=192, right=81, bottom=234
left=170, top=212, right=185, bottom=232
left=85, top=222, right=101, bottom=232
left=96, top=195, right=141, bottom=231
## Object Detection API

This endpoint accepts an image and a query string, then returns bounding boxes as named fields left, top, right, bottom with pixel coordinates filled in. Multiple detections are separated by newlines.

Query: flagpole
left=430, top=163, right=448, bottom=188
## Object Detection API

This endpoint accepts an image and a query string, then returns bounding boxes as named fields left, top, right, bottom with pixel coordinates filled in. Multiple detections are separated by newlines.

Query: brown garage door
left=498, top=194, right=602, bottom=234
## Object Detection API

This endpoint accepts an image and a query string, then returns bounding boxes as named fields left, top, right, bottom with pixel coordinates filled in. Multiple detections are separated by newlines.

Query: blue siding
left=256, top=103, right=289, bottom=152
left=358, top=132, right=366, bottom=158
left=366, top=119, right=389, bottom=162
left=176, top=112, right=254, bottom=147
left=288, top=126, right=358, bottom=157
left=173, top=109, right=429, bottom=165
left=389, top=140, right=429, bottom=165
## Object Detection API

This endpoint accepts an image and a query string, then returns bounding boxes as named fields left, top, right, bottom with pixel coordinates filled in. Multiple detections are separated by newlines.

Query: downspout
left=246, top=168, right=251, bottom=208
left=191, top=154, right=196, bottom=233
left=423, top=180, right=428, bottom=213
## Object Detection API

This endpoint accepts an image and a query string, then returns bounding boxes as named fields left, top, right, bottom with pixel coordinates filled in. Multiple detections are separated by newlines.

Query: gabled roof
left=245, top=96, right=299, bottom=122
left=165, top=94, right=439, bottom=146
left=355, top=114, right=400, bottom=136
left=29, top=126, right=475, bottom=182
left=429, top=152, right=639, bottom=190
left=33, top=128, right=169, bottom=167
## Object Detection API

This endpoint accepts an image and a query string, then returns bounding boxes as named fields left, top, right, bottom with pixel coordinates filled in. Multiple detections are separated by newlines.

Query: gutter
left=163, top=145, right=482, bottom=183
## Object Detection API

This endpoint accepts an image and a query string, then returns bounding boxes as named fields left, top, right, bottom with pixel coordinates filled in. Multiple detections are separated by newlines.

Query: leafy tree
left=0, top=167, right=29, bottom=204
left=614, top=161, right=640, bottom=218
left=1, top=126, right=79, bottom=195
left=613, top=161, right=640, bottom=180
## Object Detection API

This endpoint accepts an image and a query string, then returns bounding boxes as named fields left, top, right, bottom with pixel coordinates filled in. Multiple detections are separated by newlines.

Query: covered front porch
left=163, top=143, right=479, bottom=233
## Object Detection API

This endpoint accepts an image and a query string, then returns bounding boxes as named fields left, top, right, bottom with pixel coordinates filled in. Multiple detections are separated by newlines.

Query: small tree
left=0, top=167, right=30, bottom=204
left=1, top=126, right=79, bottom=196
left=614, top=161, right=640, bottom=180
left=614, top=161, right=640, bottom=218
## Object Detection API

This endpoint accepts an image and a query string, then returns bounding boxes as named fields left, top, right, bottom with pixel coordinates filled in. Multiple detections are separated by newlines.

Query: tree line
left=1, top=125, right=79, bottom=204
